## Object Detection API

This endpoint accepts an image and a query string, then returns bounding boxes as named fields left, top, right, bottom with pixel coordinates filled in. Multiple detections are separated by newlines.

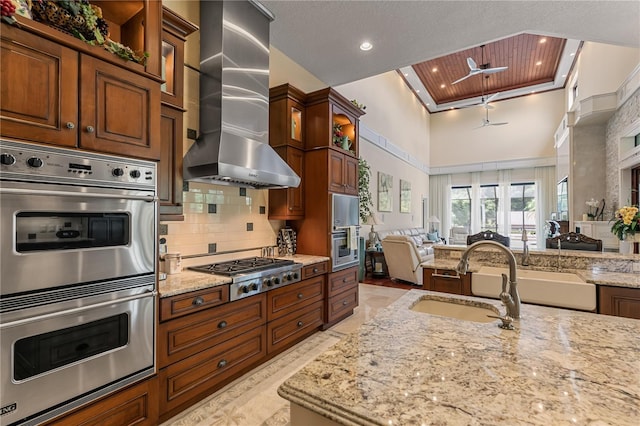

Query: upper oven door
left=0, top=180, right=156, bottom=296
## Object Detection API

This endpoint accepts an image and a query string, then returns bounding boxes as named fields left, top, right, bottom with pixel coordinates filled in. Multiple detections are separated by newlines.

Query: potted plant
left=358, top=157, right=373, bottom=223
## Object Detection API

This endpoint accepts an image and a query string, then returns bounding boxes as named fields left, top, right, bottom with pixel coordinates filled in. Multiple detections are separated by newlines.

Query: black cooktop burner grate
left=189, top=257, right=295, bottom=276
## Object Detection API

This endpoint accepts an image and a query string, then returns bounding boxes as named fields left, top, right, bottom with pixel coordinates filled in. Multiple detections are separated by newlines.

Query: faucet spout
left=457, top=240, right=521, bottom=319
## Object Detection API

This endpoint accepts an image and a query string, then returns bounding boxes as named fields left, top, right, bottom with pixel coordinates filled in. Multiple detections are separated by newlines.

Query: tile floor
left=161, top=283, right=408, bottom=426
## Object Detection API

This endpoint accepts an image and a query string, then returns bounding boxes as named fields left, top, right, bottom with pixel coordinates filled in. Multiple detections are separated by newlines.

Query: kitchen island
left=278, top=290, right=640, bottom=425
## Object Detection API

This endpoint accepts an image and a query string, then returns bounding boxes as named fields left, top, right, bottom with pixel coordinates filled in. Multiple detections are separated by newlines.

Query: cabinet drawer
left=328, top=267, right=358, bottom=297
left=327, top=286, right=358, bottom=323
left=425, top=269, right=471, bottom=296
left=302, top=261, right=329, bottom=279
left=267, top=300, right=324, bottom=354
left=45, top=377, right=159, bottom=426
left=159, top=326, right=266, bottom=415
left=160, top=285, right=229, bottom=321
left=268, top=276, right=325, bottom=321
left=158, top=294, right=266, bottom=367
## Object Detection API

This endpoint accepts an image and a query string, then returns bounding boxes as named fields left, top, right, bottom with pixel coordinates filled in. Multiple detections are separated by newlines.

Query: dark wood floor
left=360, top=275, right=422, bottom=290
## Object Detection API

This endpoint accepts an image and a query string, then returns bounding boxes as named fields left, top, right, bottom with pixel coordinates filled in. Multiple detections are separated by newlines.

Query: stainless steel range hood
left=183, top=0, right=300, bottom=189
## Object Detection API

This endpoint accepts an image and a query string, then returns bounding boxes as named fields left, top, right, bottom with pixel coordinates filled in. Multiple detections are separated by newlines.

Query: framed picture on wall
left=400, top=179, right=411, bottom=213
left=378, top=172, right=393, bottom=212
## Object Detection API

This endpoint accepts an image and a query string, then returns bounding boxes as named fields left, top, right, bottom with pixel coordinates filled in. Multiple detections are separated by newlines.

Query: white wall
left=576, top=42, right=640, bottom=103
left=429, top=90, right=564, bottom=168
left=336, top=72, right=431, bottom=231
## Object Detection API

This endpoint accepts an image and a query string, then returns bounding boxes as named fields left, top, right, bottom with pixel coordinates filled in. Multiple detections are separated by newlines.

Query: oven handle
left=0, top=187, right=157, bottom=202
left=0, top=290, right=157, bottom=329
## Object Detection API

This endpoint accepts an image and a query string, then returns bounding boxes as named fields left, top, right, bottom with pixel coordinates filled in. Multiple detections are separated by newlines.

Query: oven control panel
left=0, top=140, right=155, bottom=190
left=229, top=265, right=303, bottom=301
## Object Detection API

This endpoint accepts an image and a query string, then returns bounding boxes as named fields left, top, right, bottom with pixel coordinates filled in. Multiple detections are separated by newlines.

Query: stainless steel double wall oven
left=0, top=140, right=157, bottom=425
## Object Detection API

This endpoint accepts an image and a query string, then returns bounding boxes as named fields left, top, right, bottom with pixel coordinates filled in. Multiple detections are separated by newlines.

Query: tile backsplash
left=160, top=182, right=283, bottom=257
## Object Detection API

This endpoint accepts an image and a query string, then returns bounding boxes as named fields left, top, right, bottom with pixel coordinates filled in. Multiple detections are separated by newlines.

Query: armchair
left=449, top=226, right=469, bottom=245
left=380, top=235, right=431, bottom=285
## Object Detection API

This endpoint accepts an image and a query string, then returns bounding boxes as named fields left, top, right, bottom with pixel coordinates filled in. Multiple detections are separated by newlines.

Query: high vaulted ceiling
left=261, top=1, right=639, bottom=113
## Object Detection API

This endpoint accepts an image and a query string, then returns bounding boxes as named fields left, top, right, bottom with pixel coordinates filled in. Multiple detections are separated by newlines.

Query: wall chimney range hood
left=183, top=0, right=300, bottom=189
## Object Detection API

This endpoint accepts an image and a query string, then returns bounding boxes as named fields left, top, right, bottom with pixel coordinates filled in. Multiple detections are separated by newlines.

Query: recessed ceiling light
left=404, top=73, right=409, bottom=76
left=535, top=61, right=542, bottom=66
left=416, top=89, right=420, bottom=93
left=440, top=84, right=445, bottom=88
left=359, top=41, right=372, bottom=51
left=539, top=38, right=547, bottom=44
left=531, top=90, right=536, bottom=94
left=562, top=74, right=567, bottom=78
left=432, top=67, right=438, bottom=72
left=570, top=52, right=575, bottom=56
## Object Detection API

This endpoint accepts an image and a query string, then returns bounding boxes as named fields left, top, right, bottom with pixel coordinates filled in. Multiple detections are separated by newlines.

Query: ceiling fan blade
left=452, top=73, right=472, bottom=85
left=485, top=92, right=500, bottom=103
left=483, top=104, right=495, bottom=110
left=481, top=66, right=508, bottom=74
left=466, top=57, right=478, bottom=70
left=489, top=122, right=509, bottom=126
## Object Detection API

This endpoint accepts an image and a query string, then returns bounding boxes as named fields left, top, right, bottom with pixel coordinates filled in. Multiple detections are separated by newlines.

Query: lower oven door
left=0, top=287, right=155, bottom=425
left=0, top=180, right=156, bottom=296
left=332, top=231, right=359, bottom=271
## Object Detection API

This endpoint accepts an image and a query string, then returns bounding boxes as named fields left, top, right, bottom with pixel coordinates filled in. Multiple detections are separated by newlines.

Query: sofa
left=376, top=228, right=443, bottom=285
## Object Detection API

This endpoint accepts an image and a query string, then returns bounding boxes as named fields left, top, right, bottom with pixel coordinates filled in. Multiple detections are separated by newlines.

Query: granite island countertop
left=158, top=254, right=329, bottom=298
left=278, top=290, right=640, bottom=426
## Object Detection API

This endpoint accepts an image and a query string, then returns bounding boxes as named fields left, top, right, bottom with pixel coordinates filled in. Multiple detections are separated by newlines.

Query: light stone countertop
left=421, top=259, right=640, bottom=289
left=278, top=290, right=640, bottom=426
left=158, top=254, right=329, bottom=298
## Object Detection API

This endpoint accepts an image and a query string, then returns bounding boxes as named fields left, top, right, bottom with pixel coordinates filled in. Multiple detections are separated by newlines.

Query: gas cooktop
left=189, top=257, right=302, bottom=301
left=189, top=257, right=295, bottom=276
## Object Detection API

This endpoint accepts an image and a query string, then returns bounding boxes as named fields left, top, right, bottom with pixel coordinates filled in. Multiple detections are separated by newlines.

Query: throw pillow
left=427, top=232, right=439, bottom=242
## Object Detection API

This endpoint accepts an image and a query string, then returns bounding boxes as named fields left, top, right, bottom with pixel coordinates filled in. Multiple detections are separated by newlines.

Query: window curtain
left=470, top=172, right=481, bottom=234
left=535, top=166, right=556, bottom=248
left=429, top=174, right=451, bottom=241
left=497, top=169, right=512, bottom=238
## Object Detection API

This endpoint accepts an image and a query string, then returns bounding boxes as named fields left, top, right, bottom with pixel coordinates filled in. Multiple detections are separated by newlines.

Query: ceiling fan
left=463, top=91, right=500, bottom=109
left=475, top=107, right=508, bottom=129
left=452, top=45, right=508, bottom=85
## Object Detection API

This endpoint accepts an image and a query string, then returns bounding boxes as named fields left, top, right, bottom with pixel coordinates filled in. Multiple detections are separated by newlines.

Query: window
left=510, top=183, right=536, bottom=249
left=480, top=185, right=498, bottom=232
left=451, top=186, right=471, bottom=231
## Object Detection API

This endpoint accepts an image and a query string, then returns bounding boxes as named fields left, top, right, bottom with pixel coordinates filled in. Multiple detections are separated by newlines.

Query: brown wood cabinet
left=324, top=266, right=359, bottom=327
left=269, top=84, right=307, bottom=220
left=423, top=268, right=472, bottom=296
left=328, top=148, right=358, bottom=195
left=598, top=286, right=640, bottom=319
left=43, top=377, right=159, bottom=426
left=159, top=105, right=185, bottom=219
left=269, top=146, right=305, bottom=219
left=158, top=7, right=197, bottom=220
left=157, top=292, right=267, bottom=420
left=1, top=5, right=163, bottom=160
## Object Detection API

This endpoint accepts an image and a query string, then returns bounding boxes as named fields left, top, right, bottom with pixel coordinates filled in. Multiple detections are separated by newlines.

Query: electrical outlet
left=449, top=250, right=461, bottom=259
left=633, top=262, right=640, bottom=273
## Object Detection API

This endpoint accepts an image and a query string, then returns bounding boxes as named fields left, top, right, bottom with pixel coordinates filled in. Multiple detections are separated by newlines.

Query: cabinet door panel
left=328, top=267, right=358, bottom=297
left=80, top=55, right=160, bottom=160
left=327, top=286, right=358, bottom=323
left=267, top=276, right=324, bottom=321
left=343, top=155, right=358, bottom=195
left=328, top=150, right=346, bottom=193
left=267, top=300, right=324, bottom=354
left=599, top=286, right=640, bottom=319
left=159, top=105, right=184, bottom=218
left=1, top=26, right=78, bottom=147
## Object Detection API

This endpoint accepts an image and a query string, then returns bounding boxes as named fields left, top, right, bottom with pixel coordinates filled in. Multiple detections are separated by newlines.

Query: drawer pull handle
left=431, top=273, right=459, bottom=279
left=297, top=293, right=304, bottom=299
left=218, top=320, right=227, bottom=329
left=85, top=125, right=95, bottom=133
left=297, top=321, right=303, bottom=327
left=217, top=359, right=227, bottom=368
left=342, top=300, right=348, bottom=305
left=343, top=278, right=348, bottom=283
left=192, top=296, right=205, bottom=306
left=66, top=122, right=75, bottom=129
left=313, top=267, right=318, bottom=273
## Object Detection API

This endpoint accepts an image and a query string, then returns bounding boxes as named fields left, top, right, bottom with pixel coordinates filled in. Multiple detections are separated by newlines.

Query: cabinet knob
left=343, top=278, right=348, bottom=283
left=66, top=122, right=75, bottom=129
left=297, top=321, right=303, bottom=327
left=85, top=125, right=95, bottom=133
left=218, top=320, right=227, bottom=329
left=289, top=207, right=293, bottom=211
left=217, top=359, right=227, bottom=368
left=342, top=300, right=348, bottom=305
left=297, top=293, right=303, bottom=299
left=192, top=296, right=204, bottom=306
left=313, top=268, right=318, bottom=273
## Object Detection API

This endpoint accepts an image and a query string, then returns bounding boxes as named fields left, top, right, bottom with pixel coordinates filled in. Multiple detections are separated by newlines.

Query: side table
left=366, top=249, right=388, bottom=278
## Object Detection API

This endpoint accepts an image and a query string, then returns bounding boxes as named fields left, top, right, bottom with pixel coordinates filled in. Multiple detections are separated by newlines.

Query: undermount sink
left=410, top=297, right=499, bottom=323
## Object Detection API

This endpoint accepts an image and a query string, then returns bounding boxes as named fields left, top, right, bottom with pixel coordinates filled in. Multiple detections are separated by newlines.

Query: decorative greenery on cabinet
left=358, top=157, right=373, bottom=222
